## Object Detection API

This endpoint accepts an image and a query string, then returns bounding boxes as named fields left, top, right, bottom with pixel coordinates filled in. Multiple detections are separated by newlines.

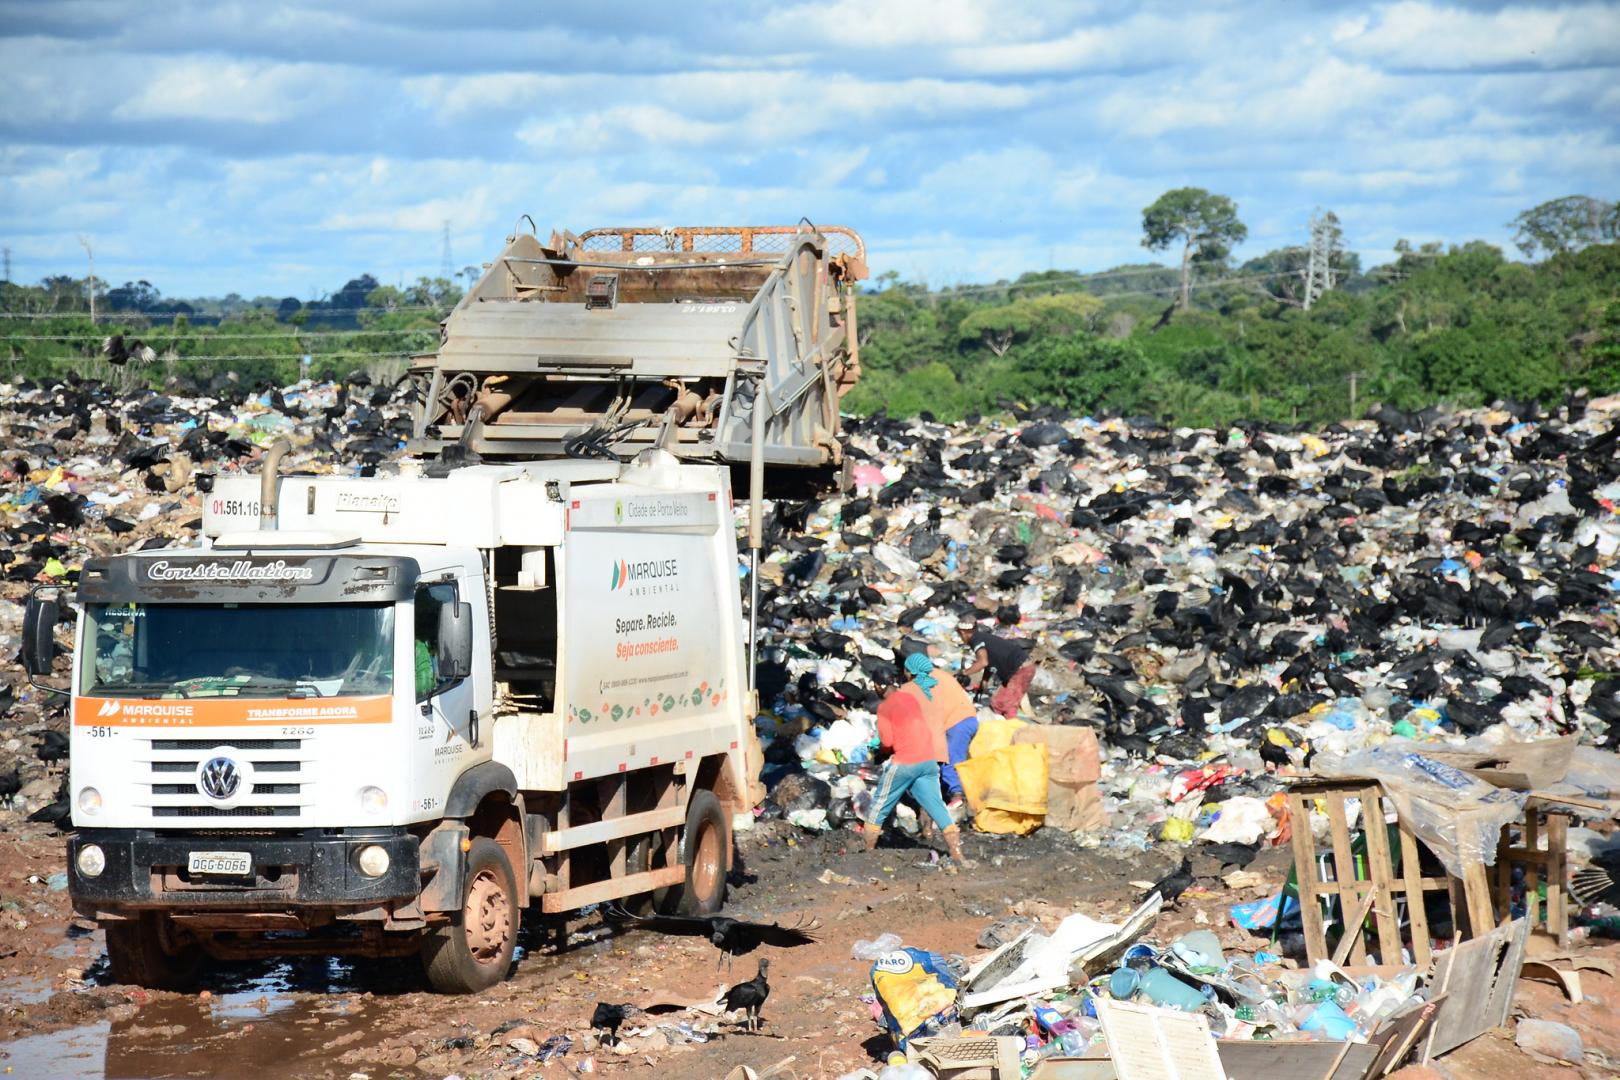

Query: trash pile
left=840, top=897, right=1539, bottom=1079
left=749, top=395, right=1620, bottom=854
left=0, top=370, right=414, bottom=819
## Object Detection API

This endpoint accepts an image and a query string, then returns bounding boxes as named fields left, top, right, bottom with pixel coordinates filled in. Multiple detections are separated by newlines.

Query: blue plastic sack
left=1231, top=890, right=1300, bottom=931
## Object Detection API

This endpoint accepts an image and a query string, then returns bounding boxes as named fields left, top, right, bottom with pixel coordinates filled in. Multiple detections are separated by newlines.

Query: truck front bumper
left=68, top=828, right=420, bottom=912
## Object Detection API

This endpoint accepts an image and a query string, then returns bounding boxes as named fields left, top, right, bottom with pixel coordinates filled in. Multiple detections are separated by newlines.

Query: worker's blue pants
left=866, top=760, right=954, bottom=832
left=940, top=715, right=979, bottom=797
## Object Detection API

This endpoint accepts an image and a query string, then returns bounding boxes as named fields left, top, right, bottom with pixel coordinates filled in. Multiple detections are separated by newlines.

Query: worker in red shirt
left=862, top=690, right=974, bottom=867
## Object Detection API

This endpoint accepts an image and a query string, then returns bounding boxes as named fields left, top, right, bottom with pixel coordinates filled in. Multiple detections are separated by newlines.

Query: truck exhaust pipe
left=259, top=437, right=291, bottom=530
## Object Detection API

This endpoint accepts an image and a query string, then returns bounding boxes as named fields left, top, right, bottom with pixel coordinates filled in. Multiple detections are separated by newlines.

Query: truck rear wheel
left=421, top=837, right=517, bottom=993
left=674, top=789, right=729, bottom=916
left=105, top=913, right=203, bottom=991
left=624, top=830, right=678, bottom=916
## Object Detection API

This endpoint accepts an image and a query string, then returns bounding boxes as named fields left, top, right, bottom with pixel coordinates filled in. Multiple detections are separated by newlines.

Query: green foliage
left=845, top=236, right=1620, bottom=428
left=1142, top=188, right=1249, bottom=264
left=1142, top=187, right=1248, bottom=310
left=2, top=209, right=1615, bottom=431
left=1510, top=195, right=1619, bottom=260
left=0, top=272, right=455, bottom=387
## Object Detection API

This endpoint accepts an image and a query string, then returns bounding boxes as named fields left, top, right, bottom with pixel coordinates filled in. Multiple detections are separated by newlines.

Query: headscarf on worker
left=904, top=650, right=938, bottom=699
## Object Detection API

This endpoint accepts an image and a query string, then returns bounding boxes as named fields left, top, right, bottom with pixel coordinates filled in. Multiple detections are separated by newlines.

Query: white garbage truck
left=21, top=222, right=865, bottom=992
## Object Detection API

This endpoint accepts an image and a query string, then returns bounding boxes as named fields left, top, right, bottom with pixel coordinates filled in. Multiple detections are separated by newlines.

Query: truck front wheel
left=105, top=913, right=203, bottom=991
left=420, top=837, right=517, bottom=993
left=675, top=789, right=729, bottom=916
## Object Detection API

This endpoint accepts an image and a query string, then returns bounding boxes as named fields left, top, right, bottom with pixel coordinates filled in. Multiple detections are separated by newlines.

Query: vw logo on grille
left=199, top=757, right=241, bottom=801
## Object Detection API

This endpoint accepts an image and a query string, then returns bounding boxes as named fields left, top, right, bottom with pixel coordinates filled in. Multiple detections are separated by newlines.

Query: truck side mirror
left=22, top=592, right=60, bottom=677
left=436, top=601, right=474, bottom=681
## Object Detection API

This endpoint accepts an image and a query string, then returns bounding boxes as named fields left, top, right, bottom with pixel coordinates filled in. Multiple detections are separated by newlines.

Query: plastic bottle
left=1569, top=916, right=1620, bottom=943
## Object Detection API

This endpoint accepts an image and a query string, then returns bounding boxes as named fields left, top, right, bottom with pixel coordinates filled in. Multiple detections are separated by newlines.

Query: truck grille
left=142, top=736, right=309, bottom=820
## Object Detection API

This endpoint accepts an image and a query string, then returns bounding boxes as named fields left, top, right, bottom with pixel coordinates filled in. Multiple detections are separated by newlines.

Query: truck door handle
left=469, top=709, right=480, bottom=748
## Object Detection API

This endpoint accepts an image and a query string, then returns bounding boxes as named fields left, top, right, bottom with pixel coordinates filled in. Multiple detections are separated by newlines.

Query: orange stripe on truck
left=73, top=695, right=393, bottom=728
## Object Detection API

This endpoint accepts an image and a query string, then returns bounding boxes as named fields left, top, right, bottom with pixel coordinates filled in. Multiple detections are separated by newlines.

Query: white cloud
left=1333, top=2, right=1620, bottom=71
left=0, top=1, right=1615, bottom=295
left=762, top=0, right=1005, bottom=49
left=946, top=12, right=1230, bottom=75
left=113, top=58, right=352, bottom=123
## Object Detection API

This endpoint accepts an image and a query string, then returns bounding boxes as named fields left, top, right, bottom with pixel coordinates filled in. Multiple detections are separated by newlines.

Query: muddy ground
left=1, top=819, right=1617, bottom=1080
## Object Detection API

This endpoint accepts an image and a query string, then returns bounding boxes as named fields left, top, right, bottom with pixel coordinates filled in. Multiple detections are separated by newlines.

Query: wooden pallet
left=1494, top=800, right=1571, bottom=948
left=1286, top=781, right=1497, bottom=967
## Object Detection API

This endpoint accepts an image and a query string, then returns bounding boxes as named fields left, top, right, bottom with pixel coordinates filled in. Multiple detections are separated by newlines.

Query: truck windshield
left=81, top=603, right=395, bottom=699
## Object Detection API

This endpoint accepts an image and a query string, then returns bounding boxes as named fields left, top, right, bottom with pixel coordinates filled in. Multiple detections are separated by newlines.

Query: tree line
left=2, top=193, right=1617, bottom=427
left=0, top=273, right=463, bottom=389
left=842, top=192, right=1620, bottom=426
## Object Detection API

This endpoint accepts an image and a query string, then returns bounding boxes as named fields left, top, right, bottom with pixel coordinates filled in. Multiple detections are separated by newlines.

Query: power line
left=15, top=351, right=418, bottom=365
left=930, top=267, right=1306, bottom=300
left=2, top=329, right=439, bottom=342
left=0, top=305, right=446, bottom=320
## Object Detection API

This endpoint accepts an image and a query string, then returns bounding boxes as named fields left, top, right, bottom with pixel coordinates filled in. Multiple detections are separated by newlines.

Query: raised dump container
left=409, top=223, right=867, bottom=470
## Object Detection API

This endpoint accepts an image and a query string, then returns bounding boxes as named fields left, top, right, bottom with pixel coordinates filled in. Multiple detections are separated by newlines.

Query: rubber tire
left=420, top=836, right=518, bottom=994
left=674, top=789, right=729, bottom=916
left=624, top=829, right=679, bottom=916
left=104, top=913, right=204, bottom=991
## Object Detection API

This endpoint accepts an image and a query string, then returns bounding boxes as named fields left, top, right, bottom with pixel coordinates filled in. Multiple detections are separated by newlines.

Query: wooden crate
left=1286, top=781, right=1496, bottom=967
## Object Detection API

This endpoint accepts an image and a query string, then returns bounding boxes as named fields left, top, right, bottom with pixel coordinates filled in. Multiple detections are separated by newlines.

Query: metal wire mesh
left=576, top=226, right=863, bottom=259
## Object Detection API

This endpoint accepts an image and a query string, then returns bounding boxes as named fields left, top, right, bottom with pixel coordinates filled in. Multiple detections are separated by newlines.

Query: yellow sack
left=956, top=743, right=1048, bottom=818
left=974, top=808, right=1044, bottom=835
left=968, top=716, right=1027, bottom=758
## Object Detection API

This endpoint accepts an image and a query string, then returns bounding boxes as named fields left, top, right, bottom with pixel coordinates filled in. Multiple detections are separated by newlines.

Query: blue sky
left=1, top=0, right=1616, bottom=299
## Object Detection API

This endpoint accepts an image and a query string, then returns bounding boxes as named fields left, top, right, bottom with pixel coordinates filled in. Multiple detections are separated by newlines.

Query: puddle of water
left=0, top=985, right=385, bottom=1080
left=0, top=975, right=55, bottom=1006
left=0, top=1022, right=110, bottom=1080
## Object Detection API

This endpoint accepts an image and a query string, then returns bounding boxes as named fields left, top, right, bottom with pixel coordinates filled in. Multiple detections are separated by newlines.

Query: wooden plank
left=540, top=864, right=686, bottom=913
left=1324, top=793, right=1367, bottom=965
left=1419, top=918, right=1528, bottom=1063
left=1398, top=821, right=1431, bottom=966
left=1331, top=887, right=1379, bottom=968
left=1368, top=994, right=1446, bottom=1077
left=541, top=804, right=687, bottom=853
left=1360, top=785, right=1402, bottom=963
left=1288, top=793, right=1329, bottom=965
left=1463, top=861, right=1497, bottom=937
left=1546, top=814, right=1569, bottom=946
left=1214, top=1040, right=1378, bottom=1080
left=1495, top=817, right=1514, bottom=930
left=1525, top=814, right=1540, bottom=931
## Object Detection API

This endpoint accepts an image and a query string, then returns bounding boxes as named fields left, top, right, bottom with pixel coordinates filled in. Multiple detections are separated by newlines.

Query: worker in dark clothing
left=957, top=617, right=1037, bottom=719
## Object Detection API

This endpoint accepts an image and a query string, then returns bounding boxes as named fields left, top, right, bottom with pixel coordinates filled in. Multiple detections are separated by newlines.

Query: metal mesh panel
left=576, top=226, right=863, bottom=259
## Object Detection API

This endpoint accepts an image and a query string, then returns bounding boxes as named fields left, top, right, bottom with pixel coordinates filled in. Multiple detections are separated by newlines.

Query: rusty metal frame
left=575, top=224, right=865, bottom=261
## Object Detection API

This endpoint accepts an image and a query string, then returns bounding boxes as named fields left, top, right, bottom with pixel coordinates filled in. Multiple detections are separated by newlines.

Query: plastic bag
left=1313, top=746, right=1526, bottom=878
left=956, top=744, right=1048, bottom=816
left=852, top=932, right=904, bottom=960
left=967, top=716, right=1027, bottom=758
left=870, top=948, right=959, bottom=1051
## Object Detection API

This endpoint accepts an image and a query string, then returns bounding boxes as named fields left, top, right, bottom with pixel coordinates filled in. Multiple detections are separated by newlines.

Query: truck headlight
left=78, top=787, right=102, bottom=815
left=77, top=844, right=106, bottom=878
left=358, top=786, right=388, bottom=814
left=355, top=845, right=390, bottom=878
